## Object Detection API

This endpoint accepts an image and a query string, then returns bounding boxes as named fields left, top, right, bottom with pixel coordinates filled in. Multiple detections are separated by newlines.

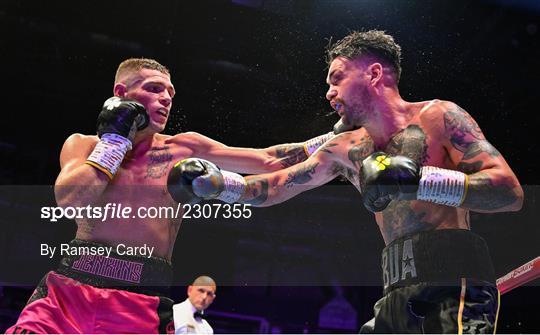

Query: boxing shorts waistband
left=381, top=229, right=496, bottom=295
left=56, top=239, right=172, bottom=296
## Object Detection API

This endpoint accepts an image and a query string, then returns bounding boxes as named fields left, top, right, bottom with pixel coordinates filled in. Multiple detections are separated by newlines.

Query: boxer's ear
left=367, top=63, right=383, bottom=86
left=114, top=83, right=127, bottom=97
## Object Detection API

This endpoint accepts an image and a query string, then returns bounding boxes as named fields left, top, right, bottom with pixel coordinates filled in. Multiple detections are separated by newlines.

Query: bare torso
left=337, top=100, right=469, bottom=245
left=74, top=133, right=193, bottom=260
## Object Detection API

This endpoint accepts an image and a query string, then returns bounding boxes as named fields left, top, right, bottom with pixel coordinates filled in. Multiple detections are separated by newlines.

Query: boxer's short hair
left=326, top=30, right=402, bottom=83
left=115, top=58, right=170, bottom=84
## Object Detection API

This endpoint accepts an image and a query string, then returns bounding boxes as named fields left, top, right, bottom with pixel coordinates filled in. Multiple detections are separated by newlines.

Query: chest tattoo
left=347, top=135, right=375, bottom=170
left=378, top=126, right=432, bottom=239
left=385, top=125, right=430, bottom=164
left=146, top=146, right=173, bottom=179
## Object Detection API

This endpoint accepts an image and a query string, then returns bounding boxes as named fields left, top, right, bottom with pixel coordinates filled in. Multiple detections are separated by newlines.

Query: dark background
left=1, top=0, right=539, bottom=333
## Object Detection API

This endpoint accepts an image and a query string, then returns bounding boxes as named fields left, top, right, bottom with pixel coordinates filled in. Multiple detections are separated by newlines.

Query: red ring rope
left=497, top=257, right=540, bottom=295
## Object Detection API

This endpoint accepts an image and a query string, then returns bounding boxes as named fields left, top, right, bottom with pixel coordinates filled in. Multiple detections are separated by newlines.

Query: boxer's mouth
left=331, top=101, right=343, bottom=115
left=156, top=108, right=168, bottom=117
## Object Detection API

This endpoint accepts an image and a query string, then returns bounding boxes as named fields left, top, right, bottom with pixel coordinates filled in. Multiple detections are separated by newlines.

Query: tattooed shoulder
left=443, top=105, right=500, bottom=159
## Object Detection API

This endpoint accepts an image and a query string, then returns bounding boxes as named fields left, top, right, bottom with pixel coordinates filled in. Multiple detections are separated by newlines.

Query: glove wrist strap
left=417, top=166, right=468, bottom=207
left=303, top=132, right=334, bottom=156
left=86, top=133, right=132, bottom=180
left=217, top=171, right=247, bottom=203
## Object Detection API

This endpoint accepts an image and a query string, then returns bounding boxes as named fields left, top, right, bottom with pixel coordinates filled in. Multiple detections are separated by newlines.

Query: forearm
left=239, top=160, right=326, bottom=207
left=197, top=131, right=333, bottom=174
left=175, top=147, right=338, bottom=206
left=168, top=158, right=312, bottom=206
left=264, top=132, right=334, bottom=169
left=414, top=165, right=523, bottom=213
left=238, top=176, right=271, bottom=206
left=214, top=142, right=319, bottom=174
left=56, top=135, right=130, bottom=208
left=238, top=175, right=303, bottom=207
left=460, top=170, right=524, bottom=212
left=202, top=146, right=299, bottom=174
left=264, top=143, right=308, bottom=169
left=54, top=165, right=110, bottom=208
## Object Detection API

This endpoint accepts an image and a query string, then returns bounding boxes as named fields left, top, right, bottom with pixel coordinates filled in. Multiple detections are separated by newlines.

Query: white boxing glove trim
left=217, top=170, right=247, bottom=203
left=86, top=133, right=132, bottom=179
left=304, top=132, right=334, bottom=156
left=417, top=166, right=468, bottom=207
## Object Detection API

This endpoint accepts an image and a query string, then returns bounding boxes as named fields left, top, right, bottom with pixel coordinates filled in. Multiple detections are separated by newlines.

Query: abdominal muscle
left=74, top=185, right=183, bottom=260
left=375, top=199, right=470, bottom=245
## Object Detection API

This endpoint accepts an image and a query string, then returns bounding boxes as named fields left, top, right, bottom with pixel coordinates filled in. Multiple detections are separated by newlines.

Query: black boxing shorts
left=360, top=229, right=499, bottom=334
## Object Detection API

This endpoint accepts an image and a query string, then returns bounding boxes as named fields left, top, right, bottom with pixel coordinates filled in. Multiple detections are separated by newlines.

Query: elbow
left=508, top=186, right=524, bottom=212
left=257, top=201, right=274, bottom=208
left=497, top=184, right=524, bottom=213
left=54, top=186, right=72, bottom=209
left=54, top=184, right=85, bottom=209
left=491, top=174, right=524, bottom=212
left=259, top=197, right=283, bottom=208
left=260, top=155, right=284, bottom=173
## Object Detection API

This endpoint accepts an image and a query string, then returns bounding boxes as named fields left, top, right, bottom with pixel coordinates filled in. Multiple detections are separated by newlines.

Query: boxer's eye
left=146, top=84, right=163, bottom=93
left=331, top=75, right=342, bottom=86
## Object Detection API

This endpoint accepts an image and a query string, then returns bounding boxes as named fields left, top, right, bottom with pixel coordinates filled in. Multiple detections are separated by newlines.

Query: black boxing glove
left=97, top=97, right=149, bottom=139
left=361, top=152, right=470, bottom=212
left=168, top=158, right=246, bottom=204
left=361, top=152, right=420, bottom=212
left=85, top=97, right=149, bottom=179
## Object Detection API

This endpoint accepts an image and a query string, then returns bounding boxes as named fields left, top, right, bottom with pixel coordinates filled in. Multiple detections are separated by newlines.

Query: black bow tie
left=194, top=311, right=206, bottom=320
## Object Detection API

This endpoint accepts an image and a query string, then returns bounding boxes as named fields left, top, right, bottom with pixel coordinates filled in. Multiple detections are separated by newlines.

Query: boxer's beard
left=346, top=86, right=373, bottom=127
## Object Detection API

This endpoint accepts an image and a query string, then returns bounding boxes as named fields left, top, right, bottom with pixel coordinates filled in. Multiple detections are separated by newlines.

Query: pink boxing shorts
left=5, top=239, right=175, bottom=334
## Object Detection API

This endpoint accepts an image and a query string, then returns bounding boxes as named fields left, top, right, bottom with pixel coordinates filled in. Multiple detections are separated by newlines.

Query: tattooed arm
left=238, top=136, right=352, bottom=207
left=173, top=131, right=333, bottom=174
left=169, top=130, right=371, bottom=207
left=440, top=102, right=523, bottom=212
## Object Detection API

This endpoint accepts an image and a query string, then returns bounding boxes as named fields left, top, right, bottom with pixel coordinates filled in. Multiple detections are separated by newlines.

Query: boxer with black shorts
left=172, top=31, right=524, bottom=333
left=6, top=58, right=337, bottom=334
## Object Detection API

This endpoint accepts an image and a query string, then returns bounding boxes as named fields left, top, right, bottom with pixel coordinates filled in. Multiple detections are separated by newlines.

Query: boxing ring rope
left=497, top=257, right=540, bottom=295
